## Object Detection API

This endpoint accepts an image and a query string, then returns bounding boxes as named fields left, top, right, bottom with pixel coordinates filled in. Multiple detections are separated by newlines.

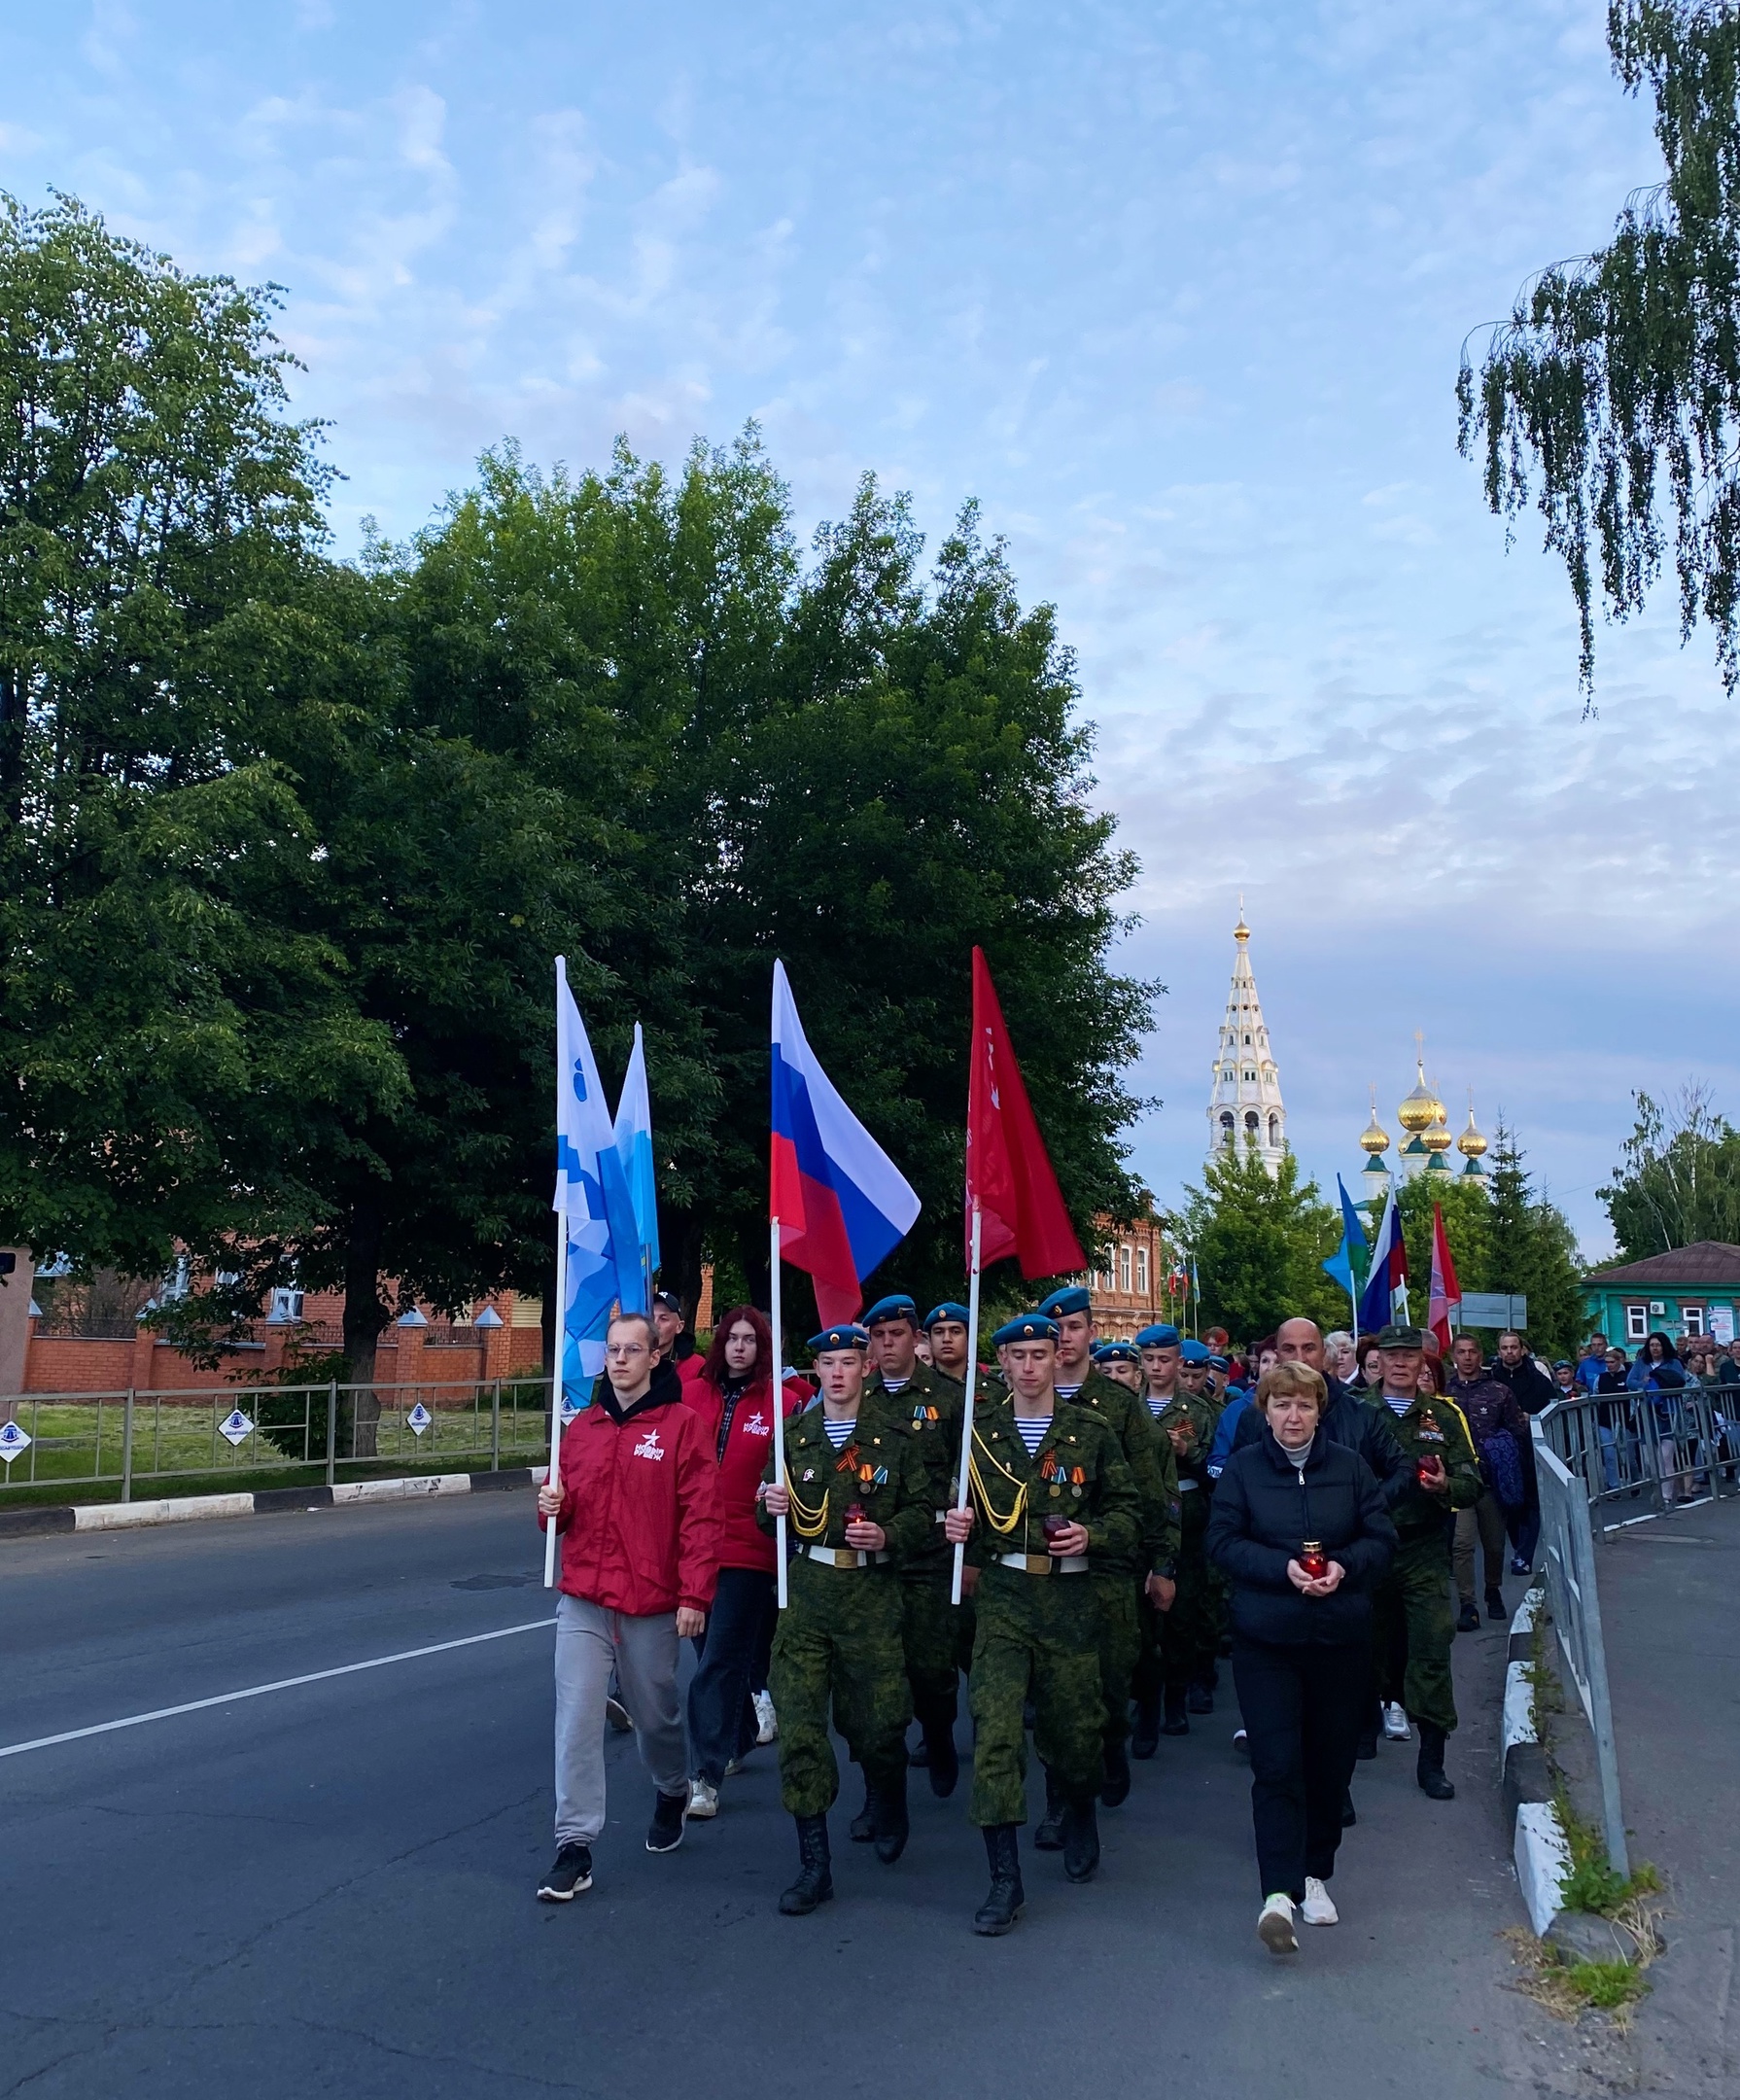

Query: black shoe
left=873, top=1768, right=910, bottom=1864
left=920, top=1700, right=959, bottom=1798
left=1340, top=1787, right=1357, bottom=1828
left=974, top=1824, right=1024, bottom=1935
left=1162, top=1687, right=1190, bottom=1736
left=1510, top=1554, right=1531, bottom=1576
left=1415, top=1722, right=1456, bottom=1801
left=537, top=1842, right=593, bottom=1901
left=1102, top=1739, right=1131, bottom=1808
left=1354, top=1726, right=1377, bottom=1761
left=1486, top=1589, right=1507, bottom=1622
left=1188, top=1679, right=1214, bottom=1714
left=1062, top=1797, right=1100, bottom=1883
left=1131, top=1694, right=1162, bottom=1760
left=779, top=1814, right=834, bottom=1914
left=645, top=1790, right=686, bottom=1853
left=1456, top=1600, right=1481, bottom=1632
left=849, top=1779, right=878, bottom=1842
left=1034, top=1768, right=1065, bottom=1850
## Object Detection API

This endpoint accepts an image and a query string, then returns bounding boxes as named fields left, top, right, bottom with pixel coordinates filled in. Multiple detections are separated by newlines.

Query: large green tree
left=1180, top=1145, right=1343, bottom=1345
left=1459, top=3, right=1740, bottom=695
left=1482, top=1122, right=1585, bottom=1358
left=1598, top=1081, right=1740, bottom=1255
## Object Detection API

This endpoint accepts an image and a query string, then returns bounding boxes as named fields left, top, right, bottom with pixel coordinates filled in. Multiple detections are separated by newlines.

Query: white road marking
left=0, top=1618, right=556, bottom=1761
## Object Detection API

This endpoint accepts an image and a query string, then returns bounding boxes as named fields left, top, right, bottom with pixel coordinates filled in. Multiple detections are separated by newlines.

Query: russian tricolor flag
left=1357, top=1187, right=1409, bottom=1335
left=771, top=961, right=920, bottom=1325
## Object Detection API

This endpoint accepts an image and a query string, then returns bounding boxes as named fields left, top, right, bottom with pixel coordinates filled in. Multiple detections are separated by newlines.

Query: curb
left=0, top=1465, right=548, bottom=1541
left=1502, top=1584, right=1569, bottom=1935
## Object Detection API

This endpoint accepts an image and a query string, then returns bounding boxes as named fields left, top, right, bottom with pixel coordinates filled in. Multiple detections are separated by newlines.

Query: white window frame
left=1682, top=1303, right=1706, bottom=1336
left=1134, top=1245, right=1149, bottom=1295
left=1625, top=1303, right=1649, bottom=1342
left=1119, top=1244, right=1132, bottom=1294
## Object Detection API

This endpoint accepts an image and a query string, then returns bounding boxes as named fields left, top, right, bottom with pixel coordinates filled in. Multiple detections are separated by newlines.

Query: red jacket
left=540, top=1362, right=721, bottom=1615
left=682, top=1369, right=812, bottom=1572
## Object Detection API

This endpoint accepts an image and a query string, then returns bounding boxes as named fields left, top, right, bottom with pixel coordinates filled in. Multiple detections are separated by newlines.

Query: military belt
left=933, top=1508, right=950, bottom=1522
left=801, top=1543, right=891, bottom=1569
left=994, top=1552, right=1089, bottom=1576
left=1179, top=1479, right=1200, bottom=1491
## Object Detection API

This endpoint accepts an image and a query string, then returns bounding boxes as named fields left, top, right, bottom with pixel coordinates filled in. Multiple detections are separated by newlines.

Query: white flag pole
left=770, top=1216, right=788, bottom=1610
left=950, top=1203, right=983, bottom=1608
left=542, top=1217, right=570, bottom=1591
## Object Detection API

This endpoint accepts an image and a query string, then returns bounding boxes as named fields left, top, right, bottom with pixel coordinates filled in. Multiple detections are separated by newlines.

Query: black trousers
left=1232, top=1633, right=1369, bottom=1903
left=686, top=1566, right=775, bottom=1786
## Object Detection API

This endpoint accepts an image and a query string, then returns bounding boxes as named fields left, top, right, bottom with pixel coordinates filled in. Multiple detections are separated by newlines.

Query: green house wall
left=1581, top=1280, right=1739, bottom=1348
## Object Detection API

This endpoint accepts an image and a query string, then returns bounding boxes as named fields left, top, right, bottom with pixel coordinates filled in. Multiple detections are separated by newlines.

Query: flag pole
left=542, top=1219, right=569, bottom=1590
left=950, top=1203, right=983, bottom=1608
left=770, top=1216, right=787, bottom=1610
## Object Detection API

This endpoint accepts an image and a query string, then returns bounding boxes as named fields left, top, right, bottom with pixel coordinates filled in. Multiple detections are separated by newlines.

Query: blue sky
left=3, top=1, right=1728, bottom=1256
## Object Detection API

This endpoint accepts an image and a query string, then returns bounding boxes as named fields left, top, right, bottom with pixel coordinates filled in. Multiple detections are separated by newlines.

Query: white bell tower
left=1206, top=907, right=1287, bottom=1174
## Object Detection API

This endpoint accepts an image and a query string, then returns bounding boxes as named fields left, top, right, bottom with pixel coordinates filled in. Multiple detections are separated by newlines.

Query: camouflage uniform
left=758, top=1394, right=933, bottom=1816
left=962, top=1394, right=1140, bottom=1825
left=1132, top=1388, right=1218, bottom=1706
left=869, top=1363, right=964, bottom=1731
left=1364, top=1390, right=1481, bottom=1732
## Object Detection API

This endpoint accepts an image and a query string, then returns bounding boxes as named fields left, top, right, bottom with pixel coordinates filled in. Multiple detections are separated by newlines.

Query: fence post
left=326, top=1378, right=338, bottom=1488
left=121, top=1387, right=135, bottom=1504
left=492, top=1379, right=502, bottom=1471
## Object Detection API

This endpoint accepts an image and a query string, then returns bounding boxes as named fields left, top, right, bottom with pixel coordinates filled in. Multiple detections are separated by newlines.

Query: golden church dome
left=1457, top=1099, right=1488, bottom=1160
left=1422, top=1109, right=1453, bottom=1156
left=1397, top=1045, right=1444, bottom=1135
left=1359, top=1089, right=1390, bottom=1157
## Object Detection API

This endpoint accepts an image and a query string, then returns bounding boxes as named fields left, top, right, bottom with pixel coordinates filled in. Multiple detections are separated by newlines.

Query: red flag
left=1428, top=1203, right=1461, bottom=1356
left=966, top=948, right=1086, bottom=1278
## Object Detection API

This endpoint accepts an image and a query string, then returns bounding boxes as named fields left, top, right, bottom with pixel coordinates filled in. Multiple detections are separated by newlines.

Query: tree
left=1179, top=1145, right=1343, bottom=1345
left=1598, top=1080, right=1740, bottom=1254
left=1483, top=1122, right=1585, bottom=1358
left=1459, top=4, right=1740, bottom=697
left=1396, top=1173, right=1494, bottom=1316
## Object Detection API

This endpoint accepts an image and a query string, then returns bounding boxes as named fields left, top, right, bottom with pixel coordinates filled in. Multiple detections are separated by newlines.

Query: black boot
left=1061, top=1796, right=1100, bottom=1883
left=849, top=1777, right=877, bottom=1842
left=1102, top=1736, right=1131, bottom=1807
left=1131, top=1692, right=1162, bottom=1760
left=973, top=1824, right=1024, bottom=1936
left=779, top=1814, right=834, bottom=1914
left=1033, top=1767, right=1065, bottom=1849
left=1416, top=1721, right=1456, bottom=1801
left=1456, top=1597, right=1481, bottom=1632
left=1485, top=1588, right=1507, bottom=1622
left=1188, top=1675, right=1214, bottom=1715
left=873, top=1766, right=910, bottom=1864
left=1162, top=1686, right=1190, bottom=1735
left=919, top=1696, right=959, bottom=1798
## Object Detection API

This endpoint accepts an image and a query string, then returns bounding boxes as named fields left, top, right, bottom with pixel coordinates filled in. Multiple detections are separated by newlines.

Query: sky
left=2, top=0, right=1730, bottom=1257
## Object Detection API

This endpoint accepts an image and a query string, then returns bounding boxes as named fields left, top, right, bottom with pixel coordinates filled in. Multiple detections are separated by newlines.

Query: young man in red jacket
left=535, top=1312, right=721, bottom=1902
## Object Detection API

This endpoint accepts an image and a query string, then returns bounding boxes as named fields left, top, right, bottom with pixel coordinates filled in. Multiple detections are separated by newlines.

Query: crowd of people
left=530, top=1288, right=1573, bottom=1951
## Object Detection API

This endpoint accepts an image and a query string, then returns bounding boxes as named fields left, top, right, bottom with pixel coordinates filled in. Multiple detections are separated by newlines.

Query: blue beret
left=1207, top=1353, right=1230, bottom=1371
left=1037, top=1285, right=1093, bottom=1319
left=992, top=1312, right=1059, bottom=1348
left=1135, top=1323, right=1181, bottom=1348
left=1179, top=1339, right=1212, bottom=1364
left=922, top=1301, right=971, bottom=1329
left=862, top=1294, right=918, bottom=1329
left=1094, top=1340, right=1139, bottom=1365
left=809, top=1324, right=869, bottom=1353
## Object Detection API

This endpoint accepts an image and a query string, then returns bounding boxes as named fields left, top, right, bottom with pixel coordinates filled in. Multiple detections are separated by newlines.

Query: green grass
left=1566, top=1960, right=1649, bottom=2010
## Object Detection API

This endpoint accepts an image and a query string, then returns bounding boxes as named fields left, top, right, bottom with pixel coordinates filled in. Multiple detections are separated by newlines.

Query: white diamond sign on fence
left=406, top=1402, right=433, bottom=1437
left=0, top=1419, right=31, bottom=1465
left=219, top=1409, right=255, bottom=1448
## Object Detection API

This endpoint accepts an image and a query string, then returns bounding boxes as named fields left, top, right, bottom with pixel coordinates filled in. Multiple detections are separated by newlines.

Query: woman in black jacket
left=1205, top=1362, right=1397, bottom=1954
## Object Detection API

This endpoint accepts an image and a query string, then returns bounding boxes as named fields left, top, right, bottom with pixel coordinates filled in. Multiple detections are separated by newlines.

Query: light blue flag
left=611, top=1023, right=659, bottom=1315
left=1322, top=1174, right=1371, bottom=1300
left=553, top=960, right=641, bottom=1408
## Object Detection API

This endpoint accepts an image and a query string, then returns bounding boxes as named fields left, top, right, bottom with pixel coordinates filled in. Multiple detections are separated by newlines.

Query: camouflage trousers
left=1132, top=1536, right=1218, bottom=1700
left=968, top=1565, right=1102, bottom=1826
left=1372, top=1529, right=1458, bottom=1734
left=770, top=1558, right=912, bottom=1817
left=1090, top=1571, right=1142, bottom=1750
left=900, top=1559, right=963, bottom=1721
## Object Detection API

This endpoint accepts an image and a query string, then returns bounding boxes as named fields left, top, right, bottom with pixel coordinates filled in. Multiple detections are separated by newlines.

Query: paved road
left=4, top=1492, right=1570, bottom=2098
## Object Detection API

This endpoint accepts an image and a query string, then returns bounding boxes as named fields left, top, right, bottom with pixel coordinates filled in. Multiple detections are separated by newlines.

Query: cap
left=922, top=1301, right=971, bottom=1329
left=1134, top=1323, right=1182, bottom=1348
left=1376, top=1323, right=1425, bottom=1350
left=861, top=1294, right=919, bottom=1329
left=809, top=1324, right=870, bottom=1353
left=1179, top=1340, right=1212, bottom=1364
left=1207, top=1353, right=1230, bottom=1371
left=1094, top=1340, right=1139, bottom=1365
left=652, top=1290, right=683, bottom=1316
left=992, top=1312, right=1060, bottom=1348
left=1037, top=1285, right=1092, bottom=1320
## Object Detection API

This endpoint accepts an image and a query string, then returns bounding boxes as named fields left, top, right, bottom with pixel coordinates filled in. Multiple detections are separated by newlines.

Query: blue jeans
left=686, top=1566, right=775, bottom=1787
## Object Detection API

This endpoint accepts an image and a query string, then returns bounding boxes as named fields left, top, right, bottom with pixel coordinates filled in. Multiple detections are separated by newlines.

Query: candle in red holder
left=1042, top=1515, right=1068, bottom=1544
left=847, top=1500, right=865, bottom=1526
left=1299, top=1540, right=1327, bottom=1581
left=1416, top=1458, right=1436, bottom=1488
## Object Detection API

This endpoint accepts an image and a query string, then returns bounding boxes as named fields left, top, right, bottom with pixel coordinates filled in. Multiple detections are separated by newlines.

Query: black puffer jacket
left=1205, top=1428, right=1397, bottom=1646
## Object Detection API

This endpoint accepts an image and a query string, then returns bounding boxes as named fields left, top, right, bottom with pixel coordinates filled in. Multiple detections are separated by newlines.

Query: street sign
left=218, top=1408, right=255, bottom=1447
left=559, top=1394, right=583, bottom=1425
left=1460, top=1291, right=1527, bottom=1330
left=0, top=1419, right=31, bottom=1464
left=406, top=1402, right=433, bottom=1437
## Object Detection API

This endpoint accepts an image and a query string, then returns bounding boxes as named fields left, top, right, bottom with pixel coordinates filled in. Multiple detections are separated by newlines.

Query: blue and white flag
left=554, top=959, right=640, bottom=1399
left=1322, top=1174, right=1371, bottom=1308
left=611, top=1022, right=660, bottom=1314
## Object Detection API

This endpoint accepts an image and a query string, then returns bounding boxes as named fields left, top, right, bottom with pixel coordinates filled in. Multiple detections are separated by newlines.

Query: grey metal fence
left=1538, top=1384, right=1740, bottom=1522
left=1532, top=1423, right=1629, bottom=1877
left=0, top=1376, right=554, bottom=1501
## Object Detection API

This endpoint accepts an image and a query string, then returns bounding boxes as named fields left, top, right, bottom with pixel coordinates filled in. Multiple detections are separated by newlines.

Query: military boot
left=1131, top=1691, right=1162, bottom=1759
left=1102, top=1737, right=1131, bottom=1807
left=779, top=1815, right=834, bottom=1914
left=918, top=1695, right=959, bottom=1798
left=873, top=1766, right=910, bottom=1864
left=1415, top=1722, right=1455, bottom=1801
left=849, top=1776, right=878, bottom=1842
left=973, top=1825, right=1025, bottom=1936
left=1162, top=1686, right=1190, bottom=1735
left=1033, top=1766, right=1065, bottom=1849
left=1061, top=1796, right=1100, bottom=1883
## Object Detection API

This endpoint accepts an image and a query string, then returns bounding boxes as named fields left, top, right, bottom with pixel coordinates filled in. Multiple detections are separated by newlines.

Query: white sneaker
left=723, top=1755, right=746, bottom=1778
left=753, top=1690, right=778, bottom=1744
left=685, top=1777, right=718, bottom=1820
left=1381, top=1702, right=1410, bottom=1742
left=1301, top=1876, right=1339, bottom=1926
left=1258, top=1892, right=1299, bottom=1953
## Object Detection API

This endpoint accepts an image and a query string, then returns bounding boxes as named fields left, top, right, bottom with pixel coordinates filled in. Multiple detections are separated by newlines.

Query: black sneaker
left=1456, top=1600, right=1481, bottom=1632
left=1486, top=1589, right=1507, bottom=1622
left=646, top=1790, right=687, bottom=1853
left=537, top=1843, right=593, bottom=1901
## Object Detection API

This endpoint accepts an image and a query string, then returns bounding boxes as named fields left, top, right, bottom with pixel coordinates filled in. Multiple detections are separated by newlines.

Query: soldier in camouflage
left=945, top=1312, right=1141, bottom=1936
left=758, top=1324, right=935, bottom=1914
left=1130, top=1322, right=1217, bottom=1747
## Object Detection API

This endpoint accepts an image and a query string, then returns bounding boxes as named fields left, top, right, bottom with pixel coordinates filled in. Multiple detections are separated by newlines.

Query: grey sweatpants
left=553, top=1592, right=688, bottom=1846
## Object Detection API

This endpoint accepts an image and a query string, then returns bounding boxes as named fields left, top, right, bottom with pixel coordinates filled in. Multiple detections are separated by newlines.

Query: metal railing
left=1538, top=1384, right=1740, bottom=1522
left=0, top=1376, right=555, bottom=1501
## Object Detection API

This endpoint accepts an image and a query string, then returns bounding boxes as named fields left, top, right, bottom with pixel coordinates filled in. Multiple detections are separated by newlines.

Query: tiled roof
left=1583, top=1242, right=1740, bottom=1288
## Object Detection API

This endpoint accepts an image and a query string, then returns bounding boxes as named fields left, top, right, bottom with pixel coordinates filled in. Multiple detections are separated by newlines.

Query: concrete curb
left=1502, top=1584, right=1570, bottom=1935
left=0, top=1465, right=548, bottom=1541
